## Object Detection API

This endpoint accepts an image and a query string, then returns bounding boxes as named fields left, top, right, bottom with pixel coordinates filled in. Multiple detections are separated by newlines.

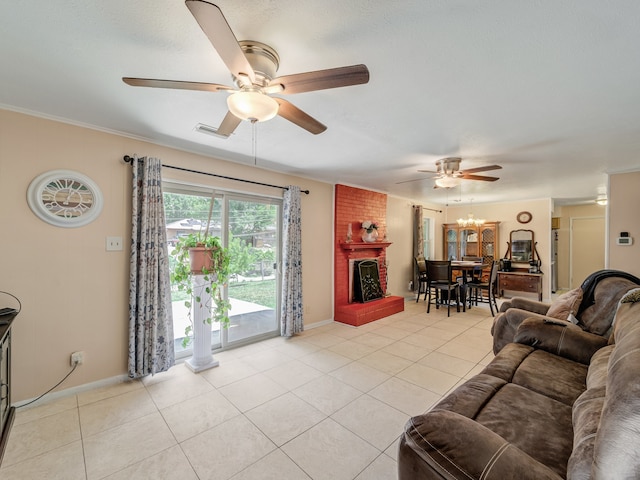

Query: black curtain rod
left=415, top=205, right=443, bottom=213
left=123, top=155, right=310, bottom=194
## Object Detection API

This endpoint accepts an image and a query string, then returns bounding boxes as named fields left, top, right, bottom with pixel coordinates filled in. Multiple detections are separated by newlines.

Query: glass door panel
left=226, top=197, right=280, bottom=345
left=460, top=228, right=477, bottom=257
left=164, top=191, right=223, bottom=356
left=445, top=227, right=458, bottom=260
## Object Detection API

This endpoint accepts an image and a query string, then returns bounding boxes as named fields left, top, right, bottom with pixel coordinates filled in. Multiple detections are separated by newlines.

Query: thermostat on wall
left=616, top=237, right=634, bottom=246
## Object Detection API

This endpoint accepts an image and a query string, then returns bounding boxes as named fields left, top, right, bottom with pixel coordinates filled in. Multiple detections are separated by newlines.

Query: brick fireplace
left=334, top=185, right=404, bottom=326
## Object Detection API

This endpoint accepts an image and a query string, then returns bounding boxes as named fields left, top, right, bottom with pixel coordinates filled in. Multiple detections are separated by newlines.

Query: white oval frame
left=27, top=169, right=104, bottom=228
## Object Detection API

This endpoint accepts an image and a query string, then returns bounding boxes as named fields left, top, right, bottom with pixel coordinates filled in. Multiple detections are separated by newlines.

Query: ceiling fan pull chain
left=252, top=119, right=258, bottom=166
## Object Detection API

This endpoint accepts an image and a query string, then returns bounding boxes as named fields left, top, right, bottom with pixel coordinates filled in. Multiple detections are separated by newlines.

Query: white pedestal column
left=185, top=274, right=219, bottom=372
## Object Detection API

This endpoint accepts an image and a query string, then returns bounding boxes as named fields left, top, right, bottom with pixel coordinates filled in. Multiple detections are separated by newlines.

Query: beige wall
left=4, top=107, right=637, bottom=402
left=385, top=196, right=444, bottom=299
left=609, top=171, right=640, bottom=276
left=0, top=109, right=334, bottom=401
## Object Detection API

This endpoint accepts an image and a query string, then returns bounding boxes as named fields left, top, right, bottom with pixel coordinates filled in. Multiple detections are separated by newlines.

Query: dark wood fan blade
left=417, top=169, right=438, bottom=173
left=185, top=0, right=255, bottom=84
left=123, top=77, right=233, bottom=92
left=460, top=174, right=500, bottom=181
left=274, top=98, right=327, bottom=134
left=216, top=111, right=242, bottom=136
left=460, top=165, right=502, bottom=174
left=269, top=64, right=369, bottom=94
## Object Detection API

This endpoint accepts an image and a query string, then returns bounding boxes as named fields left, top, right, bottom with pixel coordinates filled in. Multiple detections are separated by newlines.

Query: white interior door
left=570, top=216, right=605, bottom=288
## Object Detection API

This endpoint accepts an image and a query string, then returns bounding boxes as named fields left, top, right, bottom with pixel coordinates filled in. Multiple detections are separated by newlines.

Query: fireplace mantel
left=340, top=241, right=392, bottom=251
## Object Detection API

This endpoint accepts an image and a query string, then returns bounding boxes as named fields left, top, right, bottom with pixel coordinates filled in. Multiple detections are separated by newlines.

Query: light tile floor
left=0, top=299, right=497, bottom=480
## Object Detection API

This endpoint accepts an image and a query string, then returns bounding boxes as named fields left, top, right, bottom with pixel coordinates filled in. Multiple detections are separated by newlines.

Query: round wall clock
left=27, top=169, right=103, bottom=227
left=517, top=211, right=532, bottom=224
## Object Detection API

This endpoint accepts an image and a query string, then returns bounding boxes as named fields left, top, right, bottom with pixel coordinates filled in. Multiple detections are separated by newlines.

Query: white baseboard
left=15, top=374, right=131, bottom=409
left=305, top=318, right=335, bottom=329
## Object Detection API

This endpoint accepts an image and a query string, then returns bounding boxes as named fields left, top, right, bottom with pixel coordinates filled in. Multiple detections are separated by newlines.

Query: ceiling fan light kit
left=435, top=176, right=462, bottom=188
left=122, top=0, right=369, bottom=136
left=227, top=90, right=279, bottom=122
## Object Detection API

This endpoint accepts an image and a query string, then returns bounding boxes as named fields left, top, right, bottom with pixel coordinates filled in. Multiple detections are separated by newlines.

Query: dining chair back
left=414, top=257, right=429, bottom=302
left=426, top=260, right=463, bottom=316
left=469, top=260, right=500, bottom=315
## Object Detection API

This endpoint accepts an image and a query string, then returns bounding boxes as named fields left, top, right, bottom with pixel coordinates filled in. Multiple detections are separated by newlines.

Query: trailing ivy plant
left=170, top=233, right=231, bottom=347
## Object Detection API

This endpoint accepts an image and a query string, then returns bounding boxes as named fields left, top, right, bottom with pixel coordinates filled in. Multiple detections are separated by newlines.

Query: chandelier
left=457, top=213, right=485, bottom=227
left=457, top=199, right=485, bottom=227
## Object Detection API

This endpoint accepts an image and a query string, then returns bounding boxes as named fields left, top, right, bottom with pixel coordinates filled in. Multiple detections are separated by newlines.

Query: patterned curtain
left=128, top=156, right=174, bottom=378
left=413, top=205, right=424, bottom=290
left=281, top=185, right=303, bottom=337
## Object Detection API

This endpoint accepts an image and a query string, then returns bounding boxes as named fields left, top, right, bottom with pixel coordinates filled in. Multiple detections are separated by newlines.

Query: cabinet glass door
left=460, top=228, right=478, bottom=257
left=480, top=225, right=496, bottom=262
left=445, top=227, right=458, bottom=260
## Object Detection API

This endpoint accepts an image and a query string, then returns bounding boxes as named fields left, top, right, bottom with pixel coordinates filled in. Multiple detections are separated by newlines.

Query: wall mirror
left=509, top=229, right=535, bottom=263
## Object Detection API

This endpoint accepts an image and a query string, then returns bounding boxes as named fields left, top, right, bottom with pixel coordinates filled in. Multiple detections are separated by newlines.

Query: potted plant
left=170, top=232, right=231, bottom=348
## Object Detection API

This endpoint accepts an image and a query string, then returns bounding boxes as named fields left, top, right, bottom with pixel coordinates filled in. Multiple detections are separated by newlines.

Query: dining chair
left=461, top=256, right=484, bottom=283
left=414, top=256, right=429, bottom=302
left=426, top=260, right=463, bottom=317
left=468, top=260, right=500, bottom=315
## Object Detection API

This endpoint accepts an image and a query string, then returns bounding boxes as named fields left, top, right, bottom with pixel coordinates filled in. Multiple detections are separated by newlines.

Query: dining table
left=450, top=260, right=486, bottom=309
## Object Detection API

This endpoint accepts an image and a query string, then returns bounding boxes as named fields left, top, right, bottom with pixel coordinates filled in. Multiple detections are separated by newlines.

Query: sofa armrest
left=492, top=308, right=549, bottom=354
left=513, top=317, right=608, bottom=364
left=399, top=410, right=562, bottom=480
left=507, top=297, right=552, bottom=315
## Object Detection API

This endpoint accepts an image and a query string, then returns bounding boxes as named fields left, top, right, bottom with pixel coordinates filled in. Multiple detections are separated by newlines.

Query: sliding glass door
left=164, top=187, right=281, bottom=357
left=225, top=195, right=281, bottom=346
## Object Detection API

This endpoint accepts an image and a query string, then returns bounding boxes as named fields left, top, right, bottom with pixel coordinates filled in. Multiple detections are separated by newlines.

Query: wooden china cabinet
left=443, top=222, right=499, bottom=264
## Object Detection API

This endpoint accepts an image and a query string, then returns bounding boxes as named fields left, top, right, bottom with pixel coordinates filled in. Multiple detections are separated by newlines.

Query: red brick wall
left=334, top=185, right=387, bottom=314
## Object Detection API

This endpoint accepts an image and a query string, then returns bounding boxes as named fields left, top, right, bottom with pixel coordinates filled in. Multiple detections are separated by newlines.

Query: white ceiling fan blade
left=395, top=177, right=433, bottom=185
left=122, top=77, right=233, bottom=92
left=216, top=111, right=242, bottom=136
left=185, top=0, right=256, bottom=84
left=274, top=98, right=327, bottom=134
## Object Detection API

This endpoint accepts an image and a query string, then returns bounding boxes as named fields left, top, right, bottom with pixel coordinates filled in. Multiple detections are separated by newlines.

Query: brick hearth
left=334, top=184, right=404, bottom=326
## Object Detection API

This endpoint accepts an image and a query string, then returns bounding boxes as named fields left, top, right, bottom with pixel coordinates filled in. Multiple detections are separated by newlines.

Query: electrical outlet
left=71, top=351, right=84, bottom=366
left=106, top=236, right=123, bottom=251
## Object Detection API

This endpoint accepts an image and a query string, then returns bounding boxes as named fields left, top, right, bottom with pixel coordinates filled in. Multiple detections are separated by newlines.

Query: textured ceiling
left=2, top=1, right=639, bottom=206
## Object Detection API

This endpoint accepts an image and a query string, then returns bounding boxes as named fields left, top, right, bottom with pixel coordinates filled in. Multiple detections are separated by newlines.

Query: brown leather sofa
left=398, top=287, right=640, bottom=479
left=491, top=270, right=640, bottom=355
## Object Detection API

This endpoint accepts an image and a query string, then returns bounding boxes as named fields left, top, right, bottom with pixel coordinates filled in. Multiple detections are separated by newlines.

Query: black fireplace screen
left=353, top=260, right=384, bottom=303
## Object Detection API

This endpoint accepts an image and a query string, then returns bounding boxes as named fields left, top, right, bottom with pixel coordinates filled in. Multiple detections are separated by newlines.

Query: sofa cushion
left=514, top=317, right=609, bottom=365
left=567, top=387, right=606, bottom=480
left=585, top=344, right=614, bottom=389
left=481, top=343, right=587, bottom=406
left=403, top=369, right=573, bottom=479
left=592, top=301, right=640, bottom=478
left=400, top=410, right=563, bottom=480
left=475, top=383, right=574, bottom=478
left=546, top=287, right=583, bottom=320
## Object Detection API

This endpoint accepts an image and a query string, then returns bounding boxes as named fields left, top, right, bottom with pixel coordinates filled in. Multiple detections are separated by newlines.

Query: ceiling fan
left=398, top=157, right=501, bottom=188
left=123, top=0, right=370, bottom=136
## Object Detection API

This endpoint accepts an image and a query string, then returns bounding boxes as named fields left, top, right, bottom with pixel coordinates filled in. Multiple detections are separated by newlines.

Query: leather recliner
left=491, top=270, right=640, bottom=358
